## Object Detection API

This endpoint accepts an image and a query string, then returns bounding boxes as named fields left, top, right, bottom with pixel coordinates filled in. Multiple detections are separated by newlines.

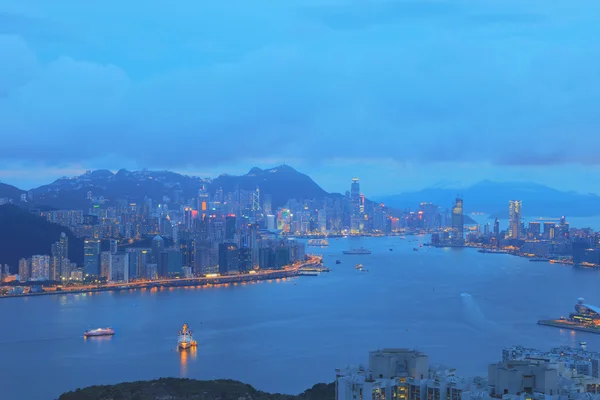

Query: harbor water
left=2, top=235, right=600, bottom=400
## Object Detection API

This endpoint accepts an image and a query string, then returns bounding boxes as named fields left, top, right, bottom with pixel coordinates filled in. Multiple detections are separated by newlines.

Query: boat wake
left=460, top=293, right=503, bottom=334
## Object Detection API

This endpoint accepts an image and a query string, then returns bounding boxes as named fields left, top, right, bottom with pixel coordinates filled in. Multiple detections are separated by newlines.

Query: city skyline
left=2, top=1, right=600, bottom=194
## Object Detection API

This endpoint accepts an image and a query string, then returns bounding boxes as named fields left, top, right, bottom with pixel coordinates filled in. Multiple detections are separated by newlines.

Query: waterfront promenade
left=0, top=255, right=322, bottom=299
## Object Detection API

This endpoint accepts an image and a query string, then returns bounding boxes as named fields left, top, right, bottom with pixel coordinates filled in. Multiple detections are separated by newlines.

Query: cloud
left=0, top=0, right=600, bottom=174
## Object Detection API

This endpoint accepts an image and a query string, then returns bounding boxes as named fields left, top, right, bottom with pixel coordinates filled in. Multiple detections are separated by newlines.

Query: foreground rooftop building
left=336, top=349, right=489, bottom=400
left=337, top=347, right=600, bottom=400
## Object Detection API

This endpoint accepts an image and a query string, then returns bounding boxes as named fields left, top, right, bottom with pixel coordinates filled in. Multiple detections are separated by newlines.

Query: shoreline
left=537, top=319, right=600, bottom=334
left=1, top=257, right=322, bottom=299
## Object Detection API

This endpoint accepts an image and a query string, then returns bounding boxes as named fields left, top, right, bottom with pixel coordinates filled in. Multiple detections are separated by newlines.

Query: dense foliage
left=0, top=204, right=83, bottom=272
left=58, top=378, right=335, bottom=400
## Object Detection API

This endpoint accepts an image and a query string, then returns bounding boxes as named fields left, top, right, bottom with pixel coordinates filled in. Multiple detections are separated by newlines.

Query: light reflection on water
left=180, top=346, right=198, bottom=377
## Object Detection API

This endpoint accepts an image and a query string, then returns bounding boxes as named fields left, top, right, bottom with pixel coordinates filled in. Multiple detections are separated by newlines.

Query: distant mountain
left=210, top=165, right=331, bottom=208
left=29, top=169, right=207, bottom=209
left=0, top=205, right=84, bottom=272
left=26, top=165, right=334, bottom=210
left=378, top=180, right=600, bottom=217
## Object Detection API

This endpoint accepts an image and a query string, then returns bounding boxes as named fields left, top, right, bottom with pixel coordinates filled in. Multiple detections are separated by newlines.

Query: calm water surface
left=2, top=236, right=600, bottom=400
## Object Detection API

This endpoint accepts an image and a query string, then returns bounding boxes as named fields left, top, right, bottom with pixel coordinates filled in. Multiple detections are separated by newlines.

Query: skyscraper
left=84, top=238, right=101, bottom=277
left=100, top=251, right=112, bottom=281
left=451, top=197, right=464, bottom=246
left=225, top=215, right=237, bottom=242
left=508, top=200, right=523, bottom=239
left=18, top=258, right=30, bottom=282
left=350, top=178, right=360, bottom=233
left=31, top=255, right=50, bottom=281
left=111, top=252, right=129, bottom=283
left=218, top=243, right=239, bottom=275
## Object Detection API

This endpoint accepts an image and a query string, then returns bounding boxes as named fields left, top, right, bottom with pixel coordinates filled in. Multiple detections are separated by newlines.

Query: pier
left=538, top=319, right=600, bottom=334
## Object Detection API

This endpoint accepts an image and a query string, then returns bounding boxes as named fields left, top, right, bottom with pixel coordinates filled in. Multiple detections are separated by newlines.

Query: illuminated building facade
left=84, top=238, right=101, bottom=277
left=508, top=200, right=522, bottom=239
left=350, top=178, right=361, bottom=233
left=218, top=243, right=239, bottom=275
left=31, top=255, right=50, bottom=281
left=451, top=198, right=464, bottom=246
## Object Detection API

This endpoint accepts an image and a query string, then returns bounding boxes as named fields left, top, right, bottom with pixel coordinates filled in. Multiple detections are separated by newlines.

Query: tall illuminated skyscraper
left=451, top=197, right=464, bottom=246
left=508, top=200, right=523, bottom=239
left=350, top=178, right=360, bottom=233
left=84, top=238, right=101, bottom=277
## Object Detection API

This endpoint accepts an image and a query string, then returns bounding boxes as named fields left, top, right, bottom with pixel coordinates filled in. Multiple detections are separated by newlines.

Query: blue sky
left=1, top=0, right=600, bottom=195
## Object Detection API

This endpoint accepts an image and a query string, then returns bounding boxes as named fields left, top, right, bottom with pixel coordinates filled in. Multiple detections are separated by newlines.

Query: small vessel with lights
left=355, top=264, right=363, bottom=270
left=308, top=239, right=329, bottom=247
left=84, top=327, right=115, bottom=337
left=178, top=323, right=197, bottom=350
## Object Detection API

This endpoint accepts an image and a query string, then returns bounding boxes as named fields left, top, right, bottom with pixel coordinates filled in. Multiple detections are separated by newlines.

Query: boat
left=355, top=263, right=363, bottom=269
left=343, top=248, right=371, bottom=255
left=460, top=292, right=471, bottom=298
left=389, top=248, right=393, bottom=251
left=298, top=271, right=319, bottom=276
left=178, top=323, right=197, bottom=350
left=335, top=260, right=341, bottom=264
left=84, top=327, right=115, bottom=337
left=307, top=239, right=329, bottom=247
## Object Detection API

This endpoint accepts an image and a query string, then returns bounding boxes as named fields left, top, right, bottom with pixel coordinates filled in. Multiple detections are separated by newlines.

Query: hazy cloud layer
left=1, top=0, right=600, bottom=175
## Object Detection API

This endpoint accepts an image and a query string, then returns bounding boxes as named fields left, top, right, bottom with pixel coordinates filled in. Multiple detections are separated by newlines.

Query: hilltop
left=0, top=204, right=83, bottom=272
left=58, top=378, right=335, bottom=400
left=25, top=165, right=335, bottom=210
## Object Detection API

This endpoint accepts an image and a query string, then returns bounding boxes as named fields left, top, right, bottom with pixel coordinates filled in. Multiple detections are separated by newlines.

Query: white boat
left=84, top=327, right=115, bottom=337
left=178, top=323, right=197, bottom=350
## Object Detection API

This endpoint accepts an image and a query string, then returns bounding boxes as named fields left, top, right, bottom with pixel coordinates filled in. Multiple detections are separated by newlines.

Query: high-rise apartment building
left=30, top=255, right=50, bottom=281
left=18, top=258, right=30, bottom=282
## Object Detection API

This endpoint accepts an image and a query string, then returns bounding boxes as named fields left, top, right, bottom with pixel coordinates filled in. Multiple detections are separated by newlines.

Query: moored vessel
left=84, top=328, right=115, bottom=337
left=178, top=323, right=197, bottom=350
left=308, top=239, right=329, bottom=247
left=343, top=247, right=371, bottom=255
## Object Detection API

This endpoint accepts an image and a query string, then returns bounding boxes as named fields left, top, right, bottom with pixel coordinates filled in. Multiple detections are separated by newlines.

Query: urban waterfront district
left=3, top=236, right=600, bottom=400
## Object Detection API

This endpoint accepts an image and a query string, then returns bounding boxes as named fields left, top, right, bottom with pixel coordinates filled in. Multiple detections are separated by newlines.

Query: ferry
left=343, top=248, right=371, bottom=255
left=84, top=328, right=115, bottom=337
left=308, top=239, right=329, bottom=247
left=178, top=323, right=197, bottom=350
left=355, top=263, right=363, bottom=270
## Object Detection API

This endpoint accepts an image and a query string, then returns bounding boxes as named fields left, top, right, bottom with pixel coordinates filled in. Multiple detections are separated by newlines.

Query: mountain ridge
left=379, top=181, right=600, bottom=217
